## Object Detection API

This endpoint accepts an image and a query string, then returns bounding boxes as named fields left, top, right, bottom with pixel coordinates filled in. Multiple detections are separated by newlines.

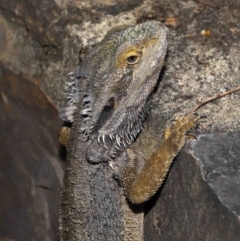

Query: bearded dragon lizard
left=59, top=21, right=199, bottom=241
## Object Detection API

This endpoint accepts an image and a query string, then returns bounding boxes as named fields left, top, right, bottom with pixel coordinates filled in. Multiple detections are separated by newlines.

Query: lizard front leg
left=121, top=114, right=199, bottom=204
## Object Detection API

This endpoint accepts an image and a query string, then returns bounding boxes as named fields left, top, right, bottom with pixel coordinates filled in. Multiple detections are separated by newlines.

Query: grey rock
left=192, top=132, right=240, bottom=218
left=144, top=132, right=240, bottom=241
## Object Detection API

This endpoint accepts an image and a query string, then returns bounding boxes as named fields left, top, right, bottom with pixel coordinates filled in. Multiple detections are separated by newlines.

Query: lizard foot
left=59, top=126, right=71, bottom=147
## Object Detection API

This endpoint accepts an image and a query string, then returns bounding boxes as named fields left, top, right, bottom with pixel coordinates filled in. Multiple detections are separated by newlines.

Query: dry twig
left=190, top=85, right=240, bottom=113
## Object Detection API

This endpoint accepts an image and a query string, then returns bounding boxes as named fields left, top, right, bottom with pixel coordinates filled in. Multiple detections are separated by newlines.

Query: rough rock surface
left=0, top=0, right=240, bottom=240
left=0, top=67, right=63, bottom=241
left=144, top=133, right=240, bottom=241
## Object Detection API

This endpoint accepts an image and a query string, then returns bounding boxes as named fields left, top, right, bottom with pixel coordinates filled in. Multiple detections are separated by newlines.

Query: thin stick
left=190, top=85, right=240, bottom=113
left=193, top=0, right=217, bottom=8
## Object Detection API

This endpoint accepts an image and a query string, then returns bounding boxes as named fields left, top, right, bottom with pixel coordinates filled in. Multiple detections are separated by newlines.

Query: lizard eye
left=125, top=51, right=141, bottom=65
left=126, top=55, right=140, bottom=64
left=117, top=49, right=142, bottom=67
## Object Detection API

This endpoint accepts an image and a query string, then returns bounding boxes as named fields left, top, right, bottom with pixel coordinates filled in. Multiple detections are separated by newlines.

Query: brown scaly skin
left=122, top=114, right=199, bottom=204
left=59, top=126, right=71, bottom=147
left=59, top=21, right=199, bottom=240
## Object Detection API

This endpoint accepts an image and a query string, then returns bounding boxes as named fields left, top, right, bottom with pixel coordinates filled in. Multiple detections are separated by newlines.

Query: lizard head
left=60, top=21, right=168, bottom=162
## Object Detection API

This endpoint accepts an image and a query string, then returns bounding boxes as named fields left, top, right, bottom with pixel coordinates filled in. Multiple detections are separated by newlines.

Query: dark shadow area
left=0, top=67, right=63, bottom=241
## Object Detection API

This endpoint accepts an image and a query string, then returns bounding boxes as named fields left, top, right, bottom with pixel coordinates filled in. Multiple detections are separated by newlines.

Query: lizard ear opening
left=104, top=97, right=115, bottom=111
left=94, top=97, right=115, bottom=132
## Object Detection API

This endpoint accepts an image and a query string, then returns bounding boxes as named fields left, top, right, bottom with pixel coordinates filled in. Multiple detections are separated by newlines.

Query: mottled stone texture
left=0, top=0, right=240, bottom=240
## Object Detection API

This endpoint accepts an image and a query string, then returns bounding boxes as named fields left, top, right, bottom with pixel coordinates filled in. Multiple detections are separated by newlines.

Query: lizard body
left=59, top=21, right=199, bottom=240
